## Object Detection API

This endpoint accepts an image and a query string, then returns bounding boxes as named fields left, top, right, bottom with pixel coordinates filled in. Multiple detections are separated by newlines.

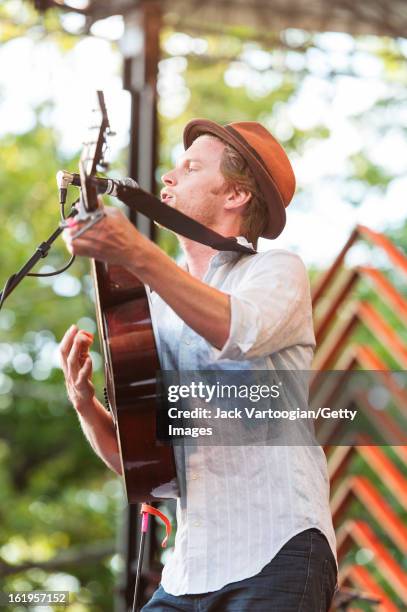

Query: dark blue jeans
left=141, top=528, right=337, bottom=611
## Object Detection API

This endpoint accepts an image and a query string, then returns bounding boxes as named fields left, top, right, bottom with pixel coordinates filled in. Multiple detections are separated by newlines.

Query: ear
left=223, top=186, right=252, bottom=211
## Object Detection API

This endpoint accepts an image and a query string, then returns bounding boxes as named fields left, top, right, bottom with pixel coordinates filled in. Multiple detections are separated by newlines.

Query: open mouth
left=161, top=191, right=174, bottom=203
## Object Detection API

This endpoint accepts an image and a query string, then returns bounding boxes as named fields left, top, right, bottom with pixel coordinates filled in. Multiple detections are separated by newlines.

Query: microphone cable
left=0, top=202, right=79, bottom=311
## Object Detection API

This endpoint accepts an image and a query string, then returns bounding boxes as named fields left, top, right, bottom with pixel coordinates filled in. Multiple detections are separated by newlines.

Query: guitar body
left=91, top=260, right=177, bottom=503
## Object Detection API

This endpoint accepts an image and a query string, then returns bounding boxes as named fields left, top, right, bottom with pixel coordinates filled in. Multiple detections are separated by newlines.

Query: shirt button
left=191, top=472, right=198, bottom=480
left=193, top=520, right=201, bottom=527
left=184, top=338, right=190, bottom=345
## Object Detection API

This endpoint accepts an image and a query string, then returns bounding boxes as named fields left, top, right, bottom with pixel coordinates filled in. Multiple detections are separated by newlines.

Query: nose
left=161, top=169, right=177, bottom=186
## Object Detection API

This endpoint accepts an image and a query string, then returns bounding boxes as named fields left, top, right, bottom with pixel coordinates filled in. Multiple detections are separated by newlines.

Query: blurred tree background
left=0, top=0, right=406, bottom=609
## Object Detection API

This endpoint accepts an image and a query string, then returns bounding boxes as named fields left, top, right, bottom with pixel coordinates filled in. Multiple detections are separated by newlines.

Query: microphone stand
left=0, top=207, right=77, bottom=310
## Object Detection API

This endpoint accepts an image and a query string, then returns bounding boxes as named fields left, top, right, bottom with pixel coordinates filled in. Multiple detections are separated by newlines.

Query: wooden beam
left=331, top=476, right=407, bottom=554
left=359, top=266, right=407, bottom=328
left=312, top=228, right=359, bottom=306
left=339, top=564, right=398, bottom=612
left=358, top=225, right=407, bottom=280
left=336, top=520, right=407, bottom=603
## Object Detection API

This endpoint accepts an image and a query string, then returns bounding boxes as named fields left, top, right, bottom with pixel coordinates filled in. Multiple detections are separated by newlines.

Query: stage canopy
left=32, top=0, right=407, bottom=38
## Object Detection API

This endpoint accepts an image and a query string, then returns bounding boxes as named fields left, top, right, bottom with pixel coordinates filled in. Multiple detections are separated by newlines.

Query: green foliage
left=0, top=116, right=122, bottom=608
left=0, top=1, right=78, bottom=49
left=348, top=152, right=393, bottom=190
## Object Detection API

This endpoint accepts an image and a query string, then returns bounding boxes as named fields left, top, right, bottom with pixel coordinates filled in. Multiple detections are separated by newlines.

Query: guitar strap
left=116, top=184, right=257, bottom=255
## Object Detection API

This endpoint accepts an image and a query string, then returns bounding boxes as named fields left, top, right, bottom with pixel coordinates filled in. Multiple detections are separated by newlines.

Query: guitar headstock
left=79, top=91, right=111, bottom=213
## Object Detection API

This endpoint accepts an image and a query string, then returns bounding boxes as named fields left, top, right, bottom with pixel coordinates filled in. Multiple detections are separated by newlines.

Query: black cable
left=60, top=201, right=68, bottom=222
left=26, top=255, right=76, bottom=277
left=24, top=200, right=78, bottom=276
left=0, top=201, right=79, bottom=309
left=0, top=252, right=76, bottom=310
left=61, top=197, right=80, bottom=221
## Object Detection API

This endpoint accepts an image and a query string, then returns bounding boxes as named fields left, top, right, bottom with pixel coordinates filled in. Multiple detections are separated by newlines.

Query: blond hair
left=201, top=134, right=268, bottom=245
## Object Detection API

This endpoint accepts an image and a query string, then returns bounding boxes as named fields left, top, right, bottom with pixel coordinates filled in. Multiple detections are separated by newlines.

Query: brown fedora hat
left=183, top=119, right=296, bottom=239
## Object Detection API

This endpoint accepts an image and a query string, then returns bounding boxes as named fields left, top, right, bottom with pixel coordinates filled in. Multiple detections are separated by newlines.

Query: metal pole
left=117, top=2, right=162, bottom=611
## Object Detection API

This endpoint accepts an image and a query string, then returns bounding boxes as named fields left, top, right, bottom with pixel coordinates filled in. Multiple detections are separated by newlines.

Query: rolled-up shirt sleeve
left=211, top=250, right=316, bottom=361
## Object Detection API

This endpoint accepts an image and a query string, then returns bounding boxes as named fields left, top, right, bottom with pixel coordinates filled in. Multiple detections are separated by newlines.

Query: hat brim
left=183, top=119, right=286, bottom=239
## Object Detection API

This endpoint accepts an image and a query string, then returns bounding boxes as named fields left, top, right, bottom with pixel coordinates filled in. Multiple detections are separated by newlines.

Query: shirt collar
left=177, top=236, right=256, bottom=273
left=209, top=236, right=256, bottom=269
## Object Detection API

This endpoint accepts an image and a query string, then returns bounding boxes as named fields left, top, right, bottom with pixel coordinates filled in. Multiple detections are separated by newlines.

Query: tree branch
left=0, top=540, right=116, bottom=577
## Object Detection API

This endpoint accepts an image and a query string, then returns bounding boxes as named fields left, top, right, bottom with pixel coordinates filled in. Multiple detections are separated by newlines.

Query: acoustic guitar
left=77, top=91, right=177, bottom=502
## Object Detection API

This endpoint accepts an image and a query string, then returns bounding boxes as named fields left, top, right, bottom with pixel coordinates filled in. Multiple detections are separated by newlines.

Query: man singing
left=60, top=119, right=337, bottom=611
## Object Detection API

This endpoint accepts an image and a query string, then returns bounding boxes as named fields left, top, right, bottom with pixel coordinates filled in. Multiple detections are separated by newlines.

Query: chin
left=166, top=197, right=177, bottom=210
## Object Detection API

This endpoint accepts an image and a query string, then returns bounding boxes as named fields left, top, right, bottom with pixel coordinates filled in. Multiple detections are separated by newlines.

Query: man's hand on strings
left=62, top=205, right=151, bottom=267
left=59, top=325, right=95, bottom=409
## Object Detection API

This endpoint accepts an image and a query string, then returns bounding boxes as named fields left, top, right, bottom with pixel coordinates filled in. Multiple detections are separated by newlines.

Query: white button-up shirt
left=149, top=247, right=337, bottom=595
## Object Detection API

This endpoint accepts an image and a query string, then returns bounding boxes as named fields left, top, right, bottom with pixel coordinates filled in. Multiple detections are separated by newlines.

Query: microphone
left=56, top=170, right=139, bottom=204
